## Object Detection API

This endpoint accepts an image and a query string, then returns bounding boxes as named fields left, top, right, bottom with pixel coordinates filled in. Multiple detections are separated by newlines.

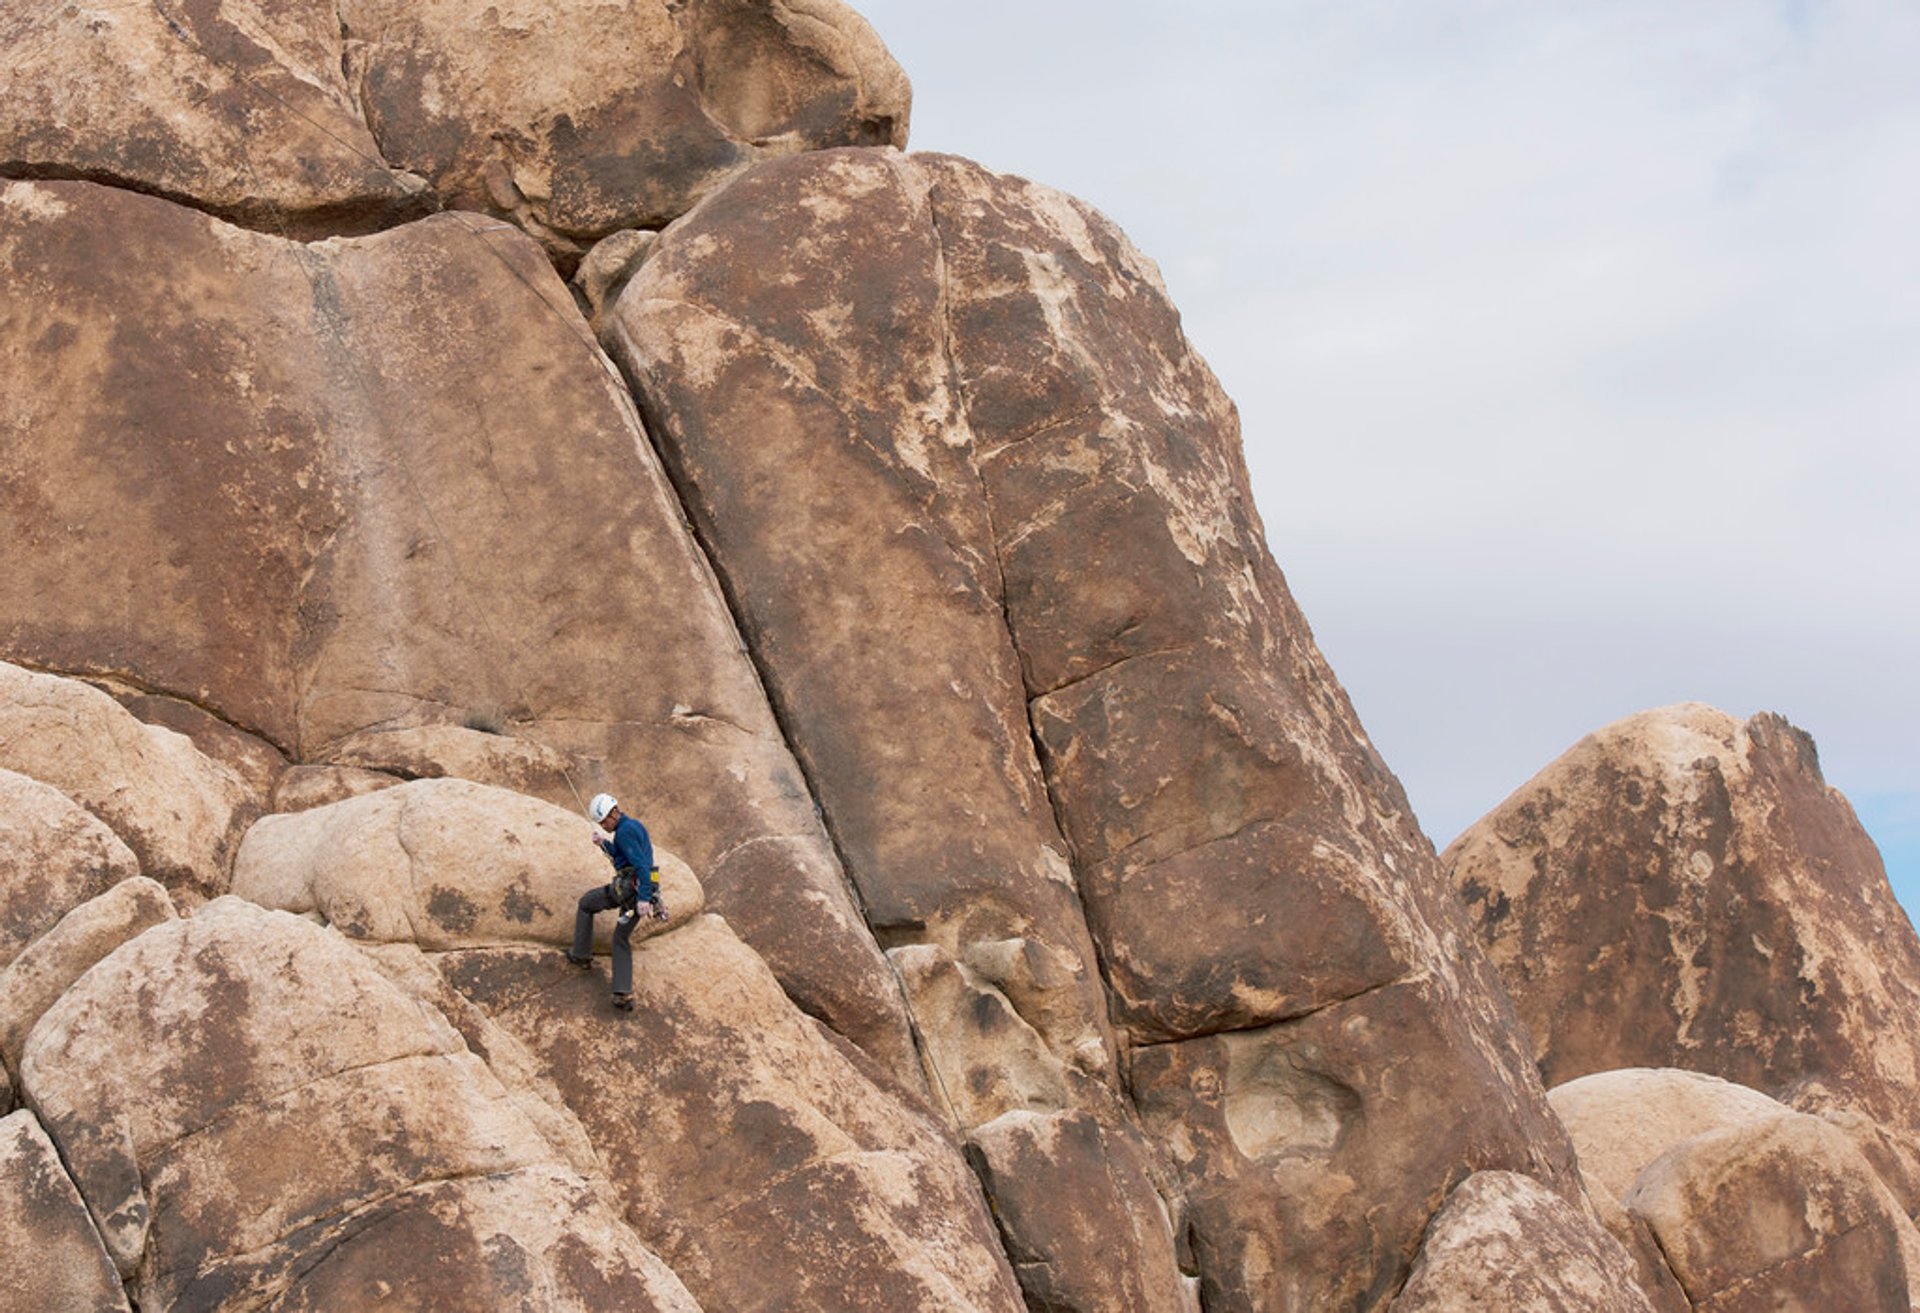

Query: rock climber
left=568, top=792, right=668, bottom=1011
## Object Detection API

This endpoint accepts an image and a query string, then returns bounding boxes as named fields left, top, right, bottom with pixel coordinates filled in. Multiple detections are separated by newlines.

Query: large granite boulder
left=605, top=145, right=1580, bottom=1307
left=0, top=1110, right=132, bottom=1313
left=438, top=915, right=1026, bottom=1312
left=0, top=877, right=177, bottom=1074
left=232, top=778, right=702, bottom=950
left=0, top=663, right=257, bottom=900
left=0, top=177, right=915, bottom=1080
left=1390, top=1171, right=1658, bottom=1313
left=18, top=899, right=698, bottom=1309
left=965, top=1109, right=1193, bottom=1313
left=0, top=765, right=141, bottom=964
left=1446, top=704, right=1920, bottom=1141
left=1549, top=1068, right=1790, bottom=1203
left=1625, top=1111, right=1920, bottom=1310
left=1, top=0, right=907, bottom=249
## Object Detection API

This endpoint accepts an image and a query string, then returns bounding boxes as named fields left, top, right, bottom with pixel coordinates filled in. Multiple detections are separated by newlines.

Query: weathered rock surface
left=232, top=778, right=701, bottom=950
left=2, top=0, right=907, bottom=248
left=1447, top=704, right=1920, bottom=1141
left=19, top=899, right=699, bottom=1309
left=1549, top=1067, right=1788, bottom=1204
left=607, top=145, right=1579, bottom=1308
left=0, top=765, right=140, bottom=965
left=1129, top=974, right=1581, bottom=1310
left=439, top=915, right=1026, bottom=1312
left=0, top=877, right=177, bottom=1073
left=0, top=663, right=256, bottom=900
left=1625, top=1110, right=1919, bottom=1311
left=1390, top=1171, right=1658, bottom=1313
left=0, top=1109, right=131, bottom=1313
left=966, top=1109, right=1193, bottom=1313
left=322, top=723, right=592, bottom=810
left=0, top=178, right=915, bottom=1079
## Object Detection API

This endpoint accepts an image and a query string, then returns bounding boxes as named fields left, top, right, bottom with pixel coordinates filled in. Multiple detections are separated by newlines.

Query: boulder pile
left=3, top=4, right=1914, bottom=1309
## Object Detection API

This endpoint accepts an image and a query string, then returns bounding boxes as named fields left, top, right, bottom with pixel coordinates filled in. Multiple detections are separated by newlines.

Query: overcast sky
left=855, top=0, right=1920, bottom=913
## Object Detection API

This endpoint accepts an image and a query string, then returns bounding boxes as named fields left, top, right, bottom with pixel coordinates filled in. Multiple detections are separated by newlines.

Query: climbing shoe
left=612, top=993, right=635, bottom=1012
left=566, top=954, right=592, bottom=969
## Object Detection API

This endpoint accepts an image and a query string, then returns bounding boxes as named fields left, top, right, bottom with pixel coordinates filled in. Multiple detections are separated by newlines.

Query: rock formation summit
left=4, top=5, right=1916, bottom=1310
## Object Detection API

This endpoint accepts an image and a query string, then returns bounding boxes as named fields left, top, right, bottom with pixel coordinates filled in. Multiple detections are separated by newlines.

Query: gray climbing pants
left=572, top=884, right=636, bottom=995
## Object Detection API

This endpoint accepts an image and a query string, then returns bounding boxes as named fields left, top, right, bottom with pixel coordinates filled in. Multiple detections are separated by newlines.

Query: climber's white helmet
left=589, top=793, right=618, bottom=823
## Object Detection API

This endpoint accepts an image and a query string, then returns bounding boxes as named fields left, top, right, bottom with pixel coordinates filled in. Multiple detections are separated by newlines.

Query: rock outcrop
left=1554, top=1068, right=1920, bottom=1311
left=606, top=146, right=1589, bottom=1310
left=1, top=0, right=907, bottom=251
left=438, top=916, right=1026, bottom=1312
left=0, top=878, right=177, bottom=1075
left=0, top=178, right=915, bottom=1080
left=18, top=900, right=700, bottom=1309
left=1446, top=704, right=1920, bottom=1142
left=7, top=2, right=1918, bottom=1307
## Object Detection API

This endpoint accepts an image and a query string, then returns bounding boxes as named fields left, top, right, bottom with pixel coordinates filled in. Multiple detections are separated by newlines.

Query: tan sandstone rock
left=0, top=877, right=176, bottom=1073
left=1447, top=704, right=1920, bottom=1142
left=232, top=778, right=701, bottom=950
left=1625, top=1110, right=1919, bottom=1311
left=1390, top=1171, right=1659, bottom=1313
left=0, top=765, right=140, bottom=965
left=0, top=663, right=256, bottom=900
left=2, top=0, right=905, bottom=249
left=0, top=178, right=915, bottom=1079
left=606, top=145, right=1580, bottom=1307
left=19, top=899, right=699, bottom=1309
left=0, top=1110, right=131, bottom=1313
left=438, top=915, right=1026, bottom=1312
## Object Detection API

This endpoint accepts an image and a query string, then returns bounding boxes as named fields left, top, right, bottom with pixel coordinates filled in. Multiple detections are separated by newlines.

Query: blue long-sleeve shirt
left=600, top=815, right=657, bottom=903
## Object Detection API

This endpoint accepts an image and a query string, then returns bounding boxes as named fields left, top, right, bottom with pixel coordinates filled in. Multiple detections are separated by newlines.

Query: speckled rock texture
left=0, top=765, right=141, bottom=965
left=1, top=0, right=907, bottom=251
left=438, top=915, right=1026, bottom=1312
left=0, top=663, right=258, bottom=901
left=605, top=145, right=1592, bottom=1311
left=0, top=1110, right=132, bottom=1313
left=18, top=899, right=700, bottom=1309
left=0, top=179, right=914, bottom=1081
left=6, top=7, right=1918, bottom=1305
left=1447, top=704, right=1920, bottom=1142
left=1390, top=1171, right=1658, bottom=1313
left=232, top=778, right=702, bottom=949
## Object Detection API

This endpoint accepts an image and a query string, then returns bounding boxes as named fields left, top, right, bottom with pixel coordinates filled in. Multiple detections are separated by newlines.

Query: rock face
left=0, top=878, right=177, bottom=1074
left=606, top=146, right=1586, bottom=1310
left=7, top=4, right=1916, bottom=1307
left=0, top=177, right=914, bottom=1080
left=18, top=899, right=699, bottom=1310
left=1446, top=704, right=1920, bottom=1141
left=1390, top=1171, right=1656, bottom=1313
left=1, top=0, right=907, bottom=249
left=0, top=1110, right=131, bottom=1313
left=438, top=916, right=1026, bottom=1312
